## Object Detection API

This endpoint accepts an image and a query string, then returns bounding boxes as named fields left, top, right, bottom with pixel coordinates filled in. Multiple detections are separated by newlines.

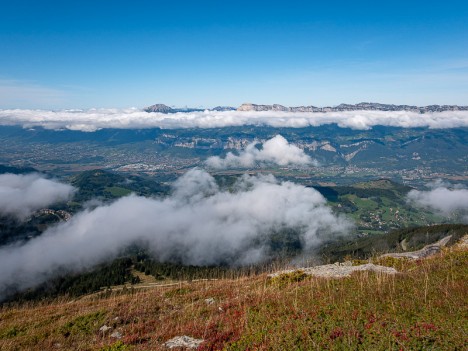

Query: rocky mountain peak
left=144, top=104, right=174, bottom=113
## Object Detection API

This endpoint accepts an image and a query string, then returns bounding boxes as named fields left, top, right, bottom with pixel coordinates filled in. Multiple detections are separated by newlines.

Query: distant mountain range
left=144, top=102, right=468, bottom=114
left=144, top=104, right=236, bottom=113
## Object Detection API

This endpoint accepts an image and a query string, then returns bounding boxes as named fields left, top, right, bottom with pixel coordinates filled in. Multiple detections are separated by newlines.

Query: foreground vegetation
left=1, top=239, right=466, bottom=350
left=7, top=224, right=464, bottom=304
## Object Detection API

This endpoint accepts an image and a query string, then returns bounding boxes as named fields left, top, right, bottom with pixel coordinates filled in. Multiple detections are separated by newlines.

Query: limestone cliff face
left=237, top=103, right=290, bottom=112
left=237, top=102, right=468, bottom=113
left=144, top=102, right=468, bottom=113
left=237, top=103, right=320, bottom=112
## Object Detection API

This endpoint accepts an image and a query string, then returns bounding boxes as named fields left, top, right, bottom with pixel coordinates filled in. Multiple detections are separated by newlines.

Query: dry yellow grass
left=1, top=246, right=467, bottom=350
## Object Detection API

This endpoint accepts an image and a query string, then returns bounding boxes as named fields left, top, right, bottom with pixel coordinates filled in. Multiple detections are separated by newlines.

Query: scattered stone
left=205, top=298, right=215, bottom=305
left=269, top=263, right=397, bottom=279
left=381, top=235, right=452, bottom=260
left=99, top=325, right=112, bottom=332
left=268, top=235, right=459, bottom=280
left=164, top=335, right=204, bottom=349
left=110, top=331, right=122, bottom=339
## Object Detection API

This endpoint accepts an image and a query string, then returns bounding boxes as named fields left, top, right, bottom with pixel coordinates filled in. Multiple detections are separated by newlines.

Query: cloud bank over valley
left=206, top=135, right=316, bottom=169
left=407, top=182, right=468, bottom=220
left=0, top=169, right=351, bottom=299
left=1, top=108, right=468, bottom=132
left=0, top=173, right=75, bottom=220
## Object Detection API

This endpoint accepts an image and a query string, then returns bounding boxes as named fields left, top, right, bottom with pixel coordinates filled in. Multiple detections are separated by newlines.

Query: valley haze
left=0, top=169, right=351, bottom=300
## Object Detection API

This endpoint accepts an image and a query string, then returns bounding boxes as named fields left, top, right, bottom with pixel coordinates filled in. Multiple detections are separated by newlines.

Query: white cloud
left=0, top=108, right=467, bottom=132
left=407, top=182, right=468, bottom=215
left=0, top=169, right=351, bottom=298
left=206, top=135, right=316, bottom=169
left=0, top=173, right=76, bottom=220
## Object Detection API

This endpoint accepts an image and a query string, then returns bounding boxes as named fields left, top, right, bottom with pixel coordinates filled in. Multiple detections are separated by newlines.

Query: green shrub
left=270, top=270, right=308, bottom=287
left=59, top=311, right=106, bottom=337
left=99, top=341, right=129, bottom=351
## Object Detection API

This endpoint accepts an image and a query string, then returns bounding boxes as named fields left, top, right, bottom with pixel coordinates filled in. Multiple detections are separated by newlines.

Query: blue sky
left=1, top=0, right=467, bottom=108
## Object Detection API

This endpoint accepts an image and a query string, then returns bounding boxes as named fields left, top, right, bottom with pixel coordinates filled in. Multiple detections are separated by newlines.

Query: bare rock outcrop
left=380, top=235, right=452, bottom=260
left=268, top=262, right=397, bottom=279
left=164, top=335, right=204, bottom=349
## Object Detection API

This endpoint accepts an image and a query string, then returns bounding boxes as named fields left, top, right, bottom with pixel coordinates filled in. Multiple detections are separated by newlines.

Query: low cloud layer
left=407, top=182, right=468, bottom=216
left=0, top=169, right=350, bottom=299
left=206, top=135, right=316, bottom=169
left=0, top=173, right=75, bottom=220
left=0, top=108, right=467, bottom=131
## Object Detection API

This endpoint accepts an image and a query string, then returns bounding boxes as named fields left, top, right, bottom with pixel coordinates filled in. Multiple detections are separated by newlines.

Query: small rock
left=110, top=331, right=122, bottom=339
left=164, top=335, right=204, bottom=349
left=205, top=298, right=215, bottom=305
left=99, top=325, right=112, bottom=332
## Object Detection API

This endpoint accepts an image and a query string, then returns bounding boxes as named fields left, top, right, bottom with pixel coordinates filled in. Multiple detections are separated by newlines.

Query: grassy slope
left=1, top=245, right=466, bottom=350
